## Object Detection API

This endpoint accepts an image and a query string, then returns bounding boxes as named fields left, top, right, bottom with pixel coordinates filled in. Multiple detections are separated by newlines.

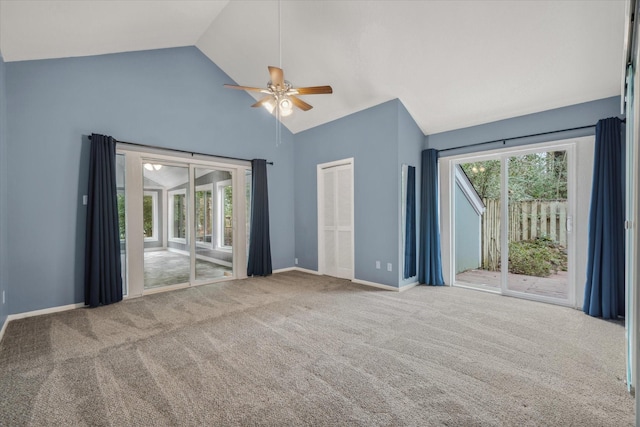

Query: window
left=169, top=189, right=187, bottom=243
left=245, top=169, right=252, bottom=258
left=195, top=185, right=213, bottom=247
left=217, top=180, right=233, bottom=250
left=117, top=191, right=126, bottom=241
left=143, top=191, right=158, bottom=242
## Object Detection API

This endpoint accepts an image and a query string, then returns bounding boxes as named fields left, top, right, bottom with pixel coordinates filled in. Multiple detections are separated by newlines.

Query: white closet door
left=319, top=160, right=353, bottom=280
left=323, top=168, right=337, bottom=277
left=335, top=165, right=353, bottom=279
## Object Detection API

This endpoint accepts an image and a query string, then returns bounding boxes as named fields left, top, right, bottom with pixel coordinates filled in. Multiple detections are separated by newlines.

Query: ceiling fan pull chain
left=278, top=0, right=282, bottom=69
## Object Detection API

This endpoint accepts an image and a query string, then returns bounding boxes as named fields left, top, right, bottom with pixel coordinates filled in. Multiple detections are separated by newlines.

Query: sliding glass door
left=142, top=162, right=191, bottom=289
left=115, top=147, right=250, bottom=298
left=116, top=153, right=128, bottom=296
left=194, top=167, right=233, bottom=282
left=506, top=150, right=570, bottom=299
left=454, top=159, right=502, bottom=291
left=451, top=143, right=575, bottom=306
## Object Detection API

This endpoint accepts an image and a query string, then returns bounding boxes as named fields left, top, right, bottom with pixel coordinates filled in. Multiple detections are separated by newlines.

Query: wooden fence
left=481, top=198, right=567, bottom=270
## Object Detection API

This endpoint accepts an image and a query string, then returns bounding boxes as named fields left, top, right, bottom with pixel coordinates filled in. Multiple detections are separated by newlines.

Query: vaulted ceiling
left=0, top=0, right=626, bottom=135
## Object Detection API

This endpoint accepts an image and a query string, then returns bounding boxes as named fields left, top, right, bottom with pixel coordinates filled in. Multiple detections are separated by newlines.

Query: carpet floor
left=0, top=271, right=634, bottom=426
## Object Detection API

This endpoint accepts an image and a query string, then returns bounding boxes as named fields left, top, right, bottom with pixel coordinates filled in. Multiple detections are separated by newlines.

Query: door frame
left=317, top=157, right=355, bottom=279
left=116, top=144, right=250, bottom=298
left=499, top=143, right=577, bottom=306
left=439, top=137, right=593, bottom=308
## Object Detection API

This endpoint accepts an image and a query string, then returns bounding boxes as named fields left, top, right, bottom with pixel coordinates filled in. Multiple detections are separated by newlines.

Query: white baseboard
left=273, top=267, right=321, bottom=275
left=6, top=302, right=86, bottom=322
left=273, top=267, right=296, bottom=274
left=352, top=278, right=402, bottom=292
left=276, top=268, right=418, bottom=292
left=399, top=282, right=419, bottom=292
left=0, top=317, right=9, bottom=346
left=0, top=302, right=86, bottom=345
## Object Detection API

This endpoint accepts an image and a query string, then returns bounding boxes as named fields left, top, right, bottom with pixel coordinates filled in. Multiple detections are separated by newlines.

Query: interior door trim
left=317, top=157, right=355, bottom=279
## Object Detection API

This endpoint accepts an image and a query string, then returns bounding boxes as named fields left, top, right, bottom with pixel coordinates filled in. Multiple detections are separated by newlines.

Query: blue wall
left=397, top=101, right=423, bottom=286
left=5, top=47, right=294, bottom=314
left=430, top=96, right=623, bottom=291
left=427, top=97, right=623, bottom=153
left=294, top=100, right=399, bottom=286
left=454, top=182, right=481, bottom=274
left=0, top=53, right=8, bottom=329
left=1, top=43, right=626, bottom=314
left=294, top=99, right=424, bottom=287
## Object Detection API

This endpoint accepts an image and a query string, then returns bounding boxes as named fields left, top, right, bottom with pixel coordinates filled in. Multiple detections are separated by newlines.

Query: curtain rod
left=437, top=119, right=626, bottom=154
left=87, top=135, right=274, bottom=165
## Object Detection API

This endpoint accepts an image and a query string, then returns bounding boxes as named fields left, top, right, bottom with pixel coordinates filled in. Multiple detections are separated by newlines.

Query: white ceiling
left=0, top=0, right=626, bottom=135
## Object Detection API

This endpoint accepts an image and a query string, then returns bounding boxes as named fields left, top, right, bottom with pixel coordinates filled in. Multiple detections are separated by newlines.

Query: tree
left=143, top=195, right=153, bottom=237
left=461, top=151, right=567, bottom=202
left=460, top=160, right=500, bottom=199
left=117, top=193, right=126, bottom=240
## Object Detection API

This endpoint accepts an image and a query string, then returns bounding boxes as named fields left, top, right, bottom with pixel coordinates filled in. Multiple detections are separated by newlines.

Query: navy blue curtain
left=403, top=166, right=417, bottom=278
left=583, top=117, right=625, bottom=319
left=247, top=159, right=272, bottom=276
left=419, top=149, right=445, bottom=285
left=84, top=134, right=123, bottom=307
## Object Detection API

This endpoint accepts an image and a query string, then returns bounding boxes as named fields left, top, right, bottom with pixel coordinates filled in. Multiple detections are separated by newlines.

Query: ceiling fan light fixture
left=262, top=97, right=276, bottom=114
left=279, top=97, right=293, bottom=116
left=224, top=66, right=332, bottom=116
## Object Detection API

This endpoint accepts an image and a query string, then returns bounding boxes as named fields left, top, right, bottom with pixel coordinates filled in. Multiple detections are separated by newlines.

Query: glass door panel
left=194, top=167, right=233, bottom=282
left=116, top=153, right=127, bottom=296
left=143, top=162, right=190, bottom=289
left=454, top=159, right=502, bottom=290
left=245, top=169, right=252, bottom=259
left=506, top=150, right=569, bottom=300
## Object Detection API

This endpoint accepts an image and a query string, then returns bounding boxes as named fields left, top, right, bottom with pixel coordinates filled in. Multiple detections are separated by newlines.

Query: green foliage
left=173, top=194, right=186, bottom=238
left=117, top=193, right=126, bottom=240
left=224, top=185, right=233, bottom=218
left=508, top=152, right=567, bottom=201
left=143, top=195, right=153, bottom=238
left=461, top=151, right=567, bottom=202
left=508, top=237, right=567, bottom=277
left=461, top=160, right=501, bottom=199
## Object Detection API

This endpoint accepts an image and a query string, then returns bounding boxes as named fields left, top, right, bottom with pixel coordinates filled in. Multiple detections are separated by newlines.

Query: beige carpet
left=0, top=271, right=633, bottom=426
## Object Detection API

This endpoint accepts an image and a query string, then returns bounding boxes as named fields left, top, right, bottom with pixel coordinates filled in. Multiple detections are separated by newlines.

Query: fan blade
left=251, top=96, right=275, bottom=108
left=224, top=84, right=264, bottom=92
left=268, top=66, right=284, bottom=88
left=289, top=95, right=313, bottom=111
left=295, top=85, right=333, bottom=95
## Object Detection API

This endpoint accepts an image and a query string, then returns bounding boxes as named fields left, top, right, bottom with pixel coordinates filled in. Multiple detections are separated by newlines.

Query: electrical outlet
left=375, top=261, right=381, bottom=269
left=387, top=263, right=392, bottom=272
left=294, top=258, right=298, bottom=265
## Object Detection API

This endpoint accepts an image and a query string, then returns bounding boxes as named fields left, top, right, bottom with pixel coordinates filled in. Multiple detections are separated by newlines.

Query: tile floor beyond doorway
left=143, top=250, right=232, bottom=288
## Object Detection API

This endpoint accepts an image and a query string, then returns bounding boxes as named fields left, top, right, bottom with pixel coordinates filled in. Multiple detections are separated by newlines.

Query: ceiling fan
left=224, top=66, right=333, bottom=117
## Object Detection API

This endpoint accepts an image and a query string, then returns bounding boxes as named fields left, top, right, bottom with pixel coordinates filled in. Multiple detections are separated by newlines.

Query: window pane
left=116, top=153, right=127, bottom=296
left=144, top=162, right=189, bottom=289
left=224, top=185, right=233, bottom=246
left=195, top=168, right=233, bottom=282
left=173, top=194, right=186, bottom=239
left=143, top=195, right=153, bottom=238
left=246, top=169, right=251, bottom=259
left=196, top=191, right=205, bottom=243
